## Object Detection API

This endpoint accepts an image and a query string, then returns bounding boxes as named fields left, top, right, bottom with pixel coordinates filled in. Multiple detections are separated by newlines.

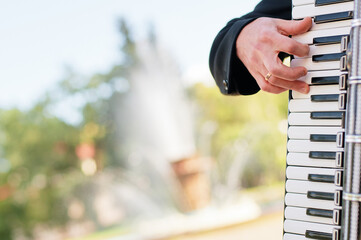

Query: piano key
left=293, top=1, right=353, bottom=19
left=286, top=180, right=342, bottom=194
left=287, top=166, right=343, bottom=186
left=292, top=85, right=342, bottom=99
left=308, top=191, right=334, bottom=201
left=316, top=0, right=352, bottom=6
left=311, top=18, right=351, bottom=31
left=308, top=190, right=343, bottom=206
left=308, top=94, right=346, bottom=111
left=293, top=27, right=350, bottom=45
left=314, top=11, right=353, bottom=24
left=311, top=134, right=337, bottom=142
left=285, top=206, right=335, bottom=224
left=288, top=140, right=343, bottom=152
left=285, top=193, right=340, bottom=209
left=287, top=152, right=342, bottom=168
left=311, top=94, right=339, bottom=102
left=309, top=174, right=335, bottom=183
left=291, top=56, right=346, bottom=71
left=313, top=34, right=348, bottom=46
left=306, top=230, right=333, bottom=240
left=284, top=219, right=340, bottom=237
left=289, top=99, right=340, bottom=112
left=297, top=70, right=346, bottom=85
left=293, top=0, right=314, bottom=6
left=295, top=44, right=343, bottom=59
left=312, top=52, right=346, bottom=62
left=286, top=166, right=340, bottom=181
left=283, top=233, right=306, bottom=240
left=311, top=111, right=344, bottom=119
left=307, top=208, right=333, bottom=218
left=309, top=151, right=337, bottom=159
left=288, top=126, right=342, bottom=139
left=288, top=112, right=343, bottom=126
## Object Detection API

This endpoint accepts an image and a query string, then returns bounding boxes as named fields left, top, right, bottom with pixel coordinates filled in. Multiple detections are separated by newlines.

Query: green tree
left=190, top=83, right=289, bottom=188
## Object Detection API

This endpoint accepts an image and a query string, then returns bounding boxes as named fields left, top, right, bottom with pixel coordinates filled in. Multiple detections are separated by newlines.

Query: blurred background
left=0, top=0, right=288, bottom=239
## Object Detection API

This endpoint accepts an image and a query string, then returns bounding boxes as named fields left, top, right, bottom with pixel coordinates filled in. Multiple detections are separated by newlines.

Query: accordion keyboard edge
left=284, top=0, right=355, bottom=239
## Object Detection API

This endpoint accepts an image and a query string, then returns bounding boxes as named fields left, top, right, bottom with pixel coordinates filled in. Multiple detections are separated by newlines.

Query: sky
left=0, top=0, right=259, bottom=110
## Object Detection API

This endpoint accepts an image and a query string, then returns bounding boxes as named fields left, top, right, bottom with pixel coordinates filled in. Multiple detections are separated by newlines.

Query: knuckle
left=249, top=51, right=258, bottom=63
left=268, top=65, right=282, bottom=76
left=258, top=29, right=272, bottom=43
left=284, top=43, right=297, bottom=54
left=260, top=84, right=272, bottom=93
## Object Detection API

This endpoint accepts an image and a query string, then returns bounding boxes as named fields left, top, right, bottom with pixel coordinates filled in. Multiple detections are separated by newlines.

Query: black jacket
left=209, top=0, right=291, bottom=95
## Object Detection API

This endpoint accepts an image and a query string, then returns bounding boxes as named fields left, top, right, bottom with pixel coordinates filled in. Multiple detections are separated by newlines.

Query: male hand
left=236, top=17, right=312, bottom=94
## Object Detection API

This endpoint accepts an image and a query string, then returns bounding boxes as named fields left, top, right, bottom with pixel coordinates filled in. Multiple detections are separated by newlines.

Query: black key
left=311, top=111, right=344, bottom=119
left=315, top=0, right=352, bottom=6
left=306, top=208, right=333, bottom=218
left=312, top=53, right=345, bottom=62
left=307, top=191, right=334, bottom=201
left=309, top=151, right=336, bottom=159
left=310, top=134, right=337, bottom=142
left=306, top=230, right=332, bottom=240
left=308, top=174, right=334, bottom=183
left=311, top=94, right=339, bottom=102
left=314, top=11, right=353, bottom=24
left=312, top=76, right=339, bottom=85
left=313, top=35, right=348, bottom=45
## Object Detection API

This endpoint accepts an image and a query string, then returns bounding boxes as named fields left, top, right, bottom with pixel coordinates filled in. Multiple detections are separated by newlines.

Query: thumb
left=276, top=17, right=312, bottom=36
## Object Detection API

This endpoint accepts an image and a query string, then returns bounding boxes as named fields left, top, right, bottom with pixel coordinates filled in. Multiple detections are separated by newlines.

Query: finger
left=252, top=71, right=287, bottom=94
left=267, top=75, right=309, bottom=94
left=264, top=54, right=307, bottom=80
left=274, top=34, right=309, bottom=57
left=276, top=17, right=312, bottom=36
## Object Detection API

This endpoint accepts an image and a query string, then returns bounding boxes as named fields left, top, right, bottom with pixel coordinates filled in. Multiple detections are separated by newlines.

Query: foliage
left=0, top=19, right=137, bottom=240
left=190, top=83, right=289, bottom=188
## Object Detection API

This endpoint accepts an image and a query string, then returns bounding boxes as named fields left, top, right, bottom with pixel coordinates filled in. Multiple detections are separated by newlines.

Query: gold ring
left=265, top=72, right=272, bottom=81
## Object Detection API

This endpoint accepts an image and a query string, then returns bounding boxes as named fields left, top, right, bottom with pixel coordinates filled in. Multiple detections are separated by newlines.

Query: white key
left=284, top=219, right=340, bottom=235
left=311, top=19, right=352, bottom=31
left=297, top=70, right=345, bottom=84
left=291, top=57, right=342, bottom=71
left=293, top=1, right=353, bottom=19
left=289, top=99, right=339, bottom=112
left=285, top=206, right=334, bottom=224
left=295, top=43, right=342, bottom=59
left=288, top=112, right=342, bottom=126
left=287, top=152, right=340, bottom=168
left=286, top=179, right=342, bottom=193
left=283, top=233, right=307, bottom=240
left=288, top=126, right=342, bottom=139
left=292, top=85, right=342, bottom=99
left=293, top=0, right=314, bottom=6
left=293, top=26, right=350, bottom=45
left=288, top=140, right=343, bottom=152
left=285, top=193, right=339, bottom=210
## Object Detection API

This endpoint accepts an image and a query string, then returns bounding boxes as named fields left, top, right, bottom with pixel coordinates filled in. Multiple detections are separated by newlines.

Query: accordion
left=283, top=0, right=361, bottom=239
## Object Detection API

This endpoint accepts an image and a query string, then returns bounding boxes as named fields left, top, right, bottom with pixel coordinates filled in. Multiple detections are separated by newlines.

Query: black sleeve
left=209, top=0, right=292, bottom=95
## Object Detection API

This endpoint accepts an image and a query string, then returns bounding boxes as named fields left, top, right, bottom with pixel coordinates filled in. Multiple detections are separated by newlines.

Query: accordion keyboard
left=284, top=0, right=353, bottom=239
